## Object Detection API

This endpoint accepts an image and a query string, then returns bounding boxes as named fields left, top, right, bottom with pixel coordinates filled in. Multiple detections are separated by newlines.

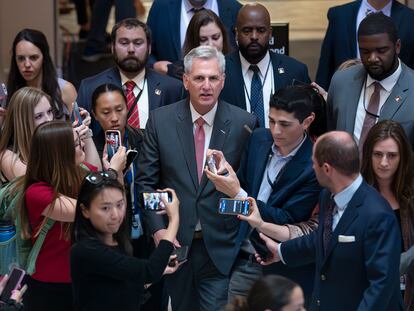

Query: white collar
left=271, top=133, right=307, bottom=159
left=361, top=0, right=392, bottom=16
left=239, top=51, right=271, bottom=77
left=189, top=102, right=218, bottom=127
left=120, top=69, right=145, bottom=88
left=367, top=58, right=401, bottom=92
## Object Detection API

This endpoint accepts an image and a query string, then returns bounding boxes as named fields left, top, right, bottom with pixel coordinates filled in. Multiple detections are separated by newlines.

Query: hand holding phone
left=0, top=267, right=25, bottom=302
left=218, top=198, right=250, bottom=216
left=142, top=192, right=171, bottom=211
left=105, top=130, right=122, bottom=161
left=249, top=229, right=272, bottom=262
left=123, top=149, right=139, bottom=175
left=71, top=101, right=83, bottom=127
left=168, top=246, right=189, bottom=267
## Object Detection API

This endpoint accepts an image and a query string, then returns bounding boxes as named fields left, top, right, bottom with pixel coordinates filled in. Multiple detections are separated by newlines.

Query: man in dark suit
left=147, top=0, right=241, bottom=73
left=220, top=3, right=310, bottom=127
left=206, top=86, right=321, bottom=301
left=257, top=131, right=403, bottom=311
left=316, top=0, right=414, bottom=90
left=77, top=18, right=185, bottom=134
left=136, top=46, right=257, bottom=311
left=327, top=13, right=414, bottom=148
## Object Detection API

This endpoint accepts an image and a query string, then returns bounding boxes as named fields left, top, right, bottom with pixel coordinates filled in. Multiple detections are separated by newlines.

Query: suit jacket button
left=317, top=299, right=321, bottom=306
left=321, top=274, right=326, bottom=281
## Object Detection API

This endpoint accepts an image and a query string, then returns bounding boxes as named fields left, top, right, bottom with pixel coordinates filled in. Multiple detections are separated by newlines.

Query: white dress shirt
left=120, top=70, right=149, bottom=129
left=180, top=0, right=219, bottom=49
left=356, top=0, right=392, bottom=58
left=240, top=51, right=274, bottom=128
left=353, top=59, right=401, bottom=142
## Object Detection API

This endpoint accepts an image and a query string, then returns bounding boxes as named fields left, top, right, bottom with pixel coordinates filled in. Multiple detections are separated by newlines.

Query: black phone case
left=249, top=229, right=272, bottom=261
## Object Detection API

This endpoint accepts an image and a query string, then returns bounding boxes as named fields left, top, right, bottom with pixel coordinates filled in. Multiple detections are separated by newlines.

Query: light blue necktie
left=250, top=65, right=265, bottom=127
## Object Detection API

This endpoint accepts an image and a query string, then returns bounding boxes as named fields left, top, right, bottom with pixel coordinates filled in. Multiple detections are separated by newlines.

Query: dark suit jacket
left=136, top=99, right=257, bottom=276
left=281, top=182, right=404, bottom=311
left=236, top=128, right=320, bottom=295
left=147, top=0, right=241, bottom=63
left=76, top=67, right=185, bottom=134
left=316, top=0, right=414, bottom=90
left=220, top=51, right=311, bottom=110
left=327, top=62, right=414, bottom=147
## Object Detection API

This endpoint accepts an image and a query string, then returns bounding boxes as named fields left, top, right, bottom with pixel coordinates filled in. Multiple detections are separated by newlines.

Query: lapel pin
left=395, top=95, right=401, bottom=102
left=155, top=89, right=161, bottom=95
left=220, top=129, right=226, bottom=134
left=278, top=67, right=285, bottom=74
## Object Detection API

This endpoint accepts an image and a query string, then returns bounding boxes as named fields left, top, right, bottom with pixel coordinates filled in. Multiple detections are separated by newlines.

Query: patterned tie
left=194, top=117, right=205, bottom=183
left=125, top=81, right=140, bottom=128
left=323, top=197, right=335, bottom=255
left=359, top=82, right=381, bottom=147
left=250, top=65, right=265, bottom=127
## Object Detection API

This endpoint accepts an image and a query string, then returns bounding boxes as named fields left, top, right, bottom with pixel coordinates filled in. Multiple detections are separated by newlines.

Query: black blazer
left=220, top=50, right=310, bottom=110
left=136, top=99, right=257, bottom=275
left=315, top=0, right=414, bottom=89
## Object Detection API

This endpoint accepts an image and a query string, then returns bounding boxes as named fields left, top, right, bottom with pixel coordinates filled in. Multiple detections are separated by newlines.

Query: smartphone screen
left=105, top=130, right=122, bottom=161
left=0, top=83, right=7, bottom=108
left=70, top=101, right=83, bottom=126
left=249, top=229, right=272, bottom=261
left=218, top=198, right=250, bottom=216
left=0, top=267, right=25, bottom=301
left=142, top=192, right=171, bottom=211
left=206, top=155, right=218, bottom=174
left=123, top=149, right=139, bottom=175
left=168, top=246, right=189, bottom=267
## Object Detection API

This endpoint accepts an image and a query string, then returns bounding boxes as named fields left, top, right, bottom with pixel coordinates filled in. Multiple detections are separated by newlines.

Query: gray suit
left=327, top=62, right=414, bottom=147
left=136, top=99, right=257, bottom=310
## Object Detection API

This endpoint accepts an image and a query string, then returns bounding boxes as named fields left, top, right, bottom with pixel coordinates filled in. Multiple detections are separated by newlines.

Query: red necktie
left=125, top=81, right=140, bottom=128
left=359, top=82, right=381, bottom=147
left=194, top=117, right=205, bottom=183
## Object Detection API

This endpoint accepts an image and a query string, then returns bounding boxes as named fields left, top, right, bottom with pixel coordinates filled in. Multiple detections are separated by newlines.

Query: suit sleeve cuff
left=278, top=243, right=286, bottom=265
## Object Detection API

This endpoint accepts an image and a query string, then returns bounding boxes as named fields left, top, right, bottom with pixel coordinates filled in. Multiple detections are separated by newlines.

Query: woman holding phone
left=71, top=175, right=180, bottom=311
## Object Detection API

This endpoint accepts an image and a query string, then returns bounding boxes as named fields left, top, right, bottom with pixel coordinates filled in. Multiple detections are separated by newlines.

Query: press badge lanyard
left=265, top=152, right=291, bottom=189
left=243, top=59, right=273, bottom=109
left=123, top=130, right=138, bottom=223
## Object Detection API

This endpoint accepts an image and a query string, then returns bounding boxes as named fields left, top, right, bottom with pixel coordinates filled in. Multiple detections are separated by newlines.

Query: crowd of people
left=1, top=0, right=414, bottom=311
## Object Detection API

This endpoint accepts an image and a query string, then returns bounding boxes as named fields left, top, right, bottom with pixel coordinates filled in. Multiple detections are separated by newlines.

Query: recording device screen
left=142, top=192, right=171, bottom=211
left=218, top=198, right=250, bottom=216
left=0, top=83, right=7, bottom=108
left=105, top=130, right=121, bottom=160
left=0, top=267, right=25, bottom=301
left=70, top=101, right=83, bottom=127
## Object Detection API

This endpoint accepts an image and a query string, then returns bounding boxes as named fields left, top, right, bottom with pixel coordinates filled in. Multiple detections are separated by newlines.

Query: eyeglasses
left=85, top=170, right=118, bottom=185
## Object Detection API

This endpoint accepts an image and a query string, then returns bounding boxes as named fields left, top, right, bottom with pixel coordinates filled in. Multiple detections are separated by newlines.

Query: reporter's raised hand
left=159, top=188, right=180, bottom=245
left=206, top=149, right=227, bottom=174
left=79, top=107, right=91, bottom=127
left=254, top=233, right=281, bottom=265
left=109, top=146, right=126, bottom=173
left=205, top=161, right=240, bottom=197
left=238, top=197, right=264, bottom=229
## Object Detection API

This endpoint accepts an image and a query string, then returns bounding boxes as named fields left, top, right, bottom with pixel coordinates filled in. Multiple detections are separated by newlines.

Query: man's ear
left=302, top=112, right=315, bottom=131
left=395, top=38, right=401, bottom=55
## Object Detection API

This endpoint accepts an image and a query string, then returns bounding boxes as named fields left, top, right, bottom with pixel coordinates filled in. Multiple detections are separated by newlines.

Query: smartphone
left=168, top=246, right=189, bottom=267
left=0, top=83, right=7, bottom=108
left=142, top=192, right=171, bottom=211
left=291, top=79, right=311, bottom=88
left=105, top=130, right=122, bottom=161
left=70, top=101, right=83, bottom=126
left=249, top=229, right=272, bottom=261
left=123, top=149, right=139, bottom=175
left=206, top=155, right=218, bottom=174
left=0, top=267, right=25, bottom=301
left=218, top=198, right=250, bottom=216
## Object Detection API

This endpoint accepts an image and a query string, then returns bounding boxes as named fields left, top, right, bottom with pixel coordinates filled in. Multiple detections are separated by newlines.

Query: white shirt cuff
left=234, top=188, right=248, bottom=199
left=278, top=243, right=286, bottom=265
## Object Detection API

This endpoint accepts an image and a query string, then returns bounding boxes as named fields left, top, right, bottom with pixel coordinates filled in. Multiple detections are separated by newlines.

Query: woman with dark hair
left=163, top=9, right=231, bottom=79
left=226, top=275, right=305, bottom=311
left=18, top=121, right=125, bottom=311
left=6, top=28, right=77, bottom=119
left=361, top=120, right=414, bottom=310
left=70, top=174, right=180, bottom=311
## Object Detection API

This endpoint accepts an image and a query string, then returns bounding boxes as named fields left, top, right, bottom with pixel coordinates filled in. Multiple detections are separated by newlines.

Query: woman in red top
left=19, top=121, right=125, bottom=311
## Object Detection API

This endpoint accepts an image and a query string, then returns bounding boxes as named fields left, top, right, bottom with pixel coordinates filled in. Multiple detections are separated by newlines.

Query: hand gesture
left=254, top=233, right=281, bottom=265
left=238, top=197, right=264, bottom=229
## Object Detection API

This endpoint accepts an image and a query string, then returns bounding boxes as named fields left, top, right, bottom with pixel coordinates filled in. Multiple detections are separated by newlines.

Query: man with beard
left=77, top=18, right=185, bottom=135
left=327, top=12, right=414, bottom=148
left=220, top=3, right=310, bottom=127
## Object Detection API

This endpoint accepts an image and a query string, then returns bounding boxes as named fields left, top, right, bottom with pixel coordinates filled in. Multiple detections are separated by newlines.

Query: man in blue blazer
left=207, top=86, right=321, bottom=301
left=258, top=131, right=403, bottom=311
left=220, top=3, right=310, bottom=127
left=147, top=0, right=241, bottom=64
left=316, top=0, right=414, bottom=90
left=77, top=18, right=185, bottom=134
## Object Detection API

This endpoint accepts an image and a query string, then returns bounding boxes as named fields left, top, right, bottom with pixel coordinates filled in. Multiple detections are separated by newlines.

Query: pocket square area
left=338, top=235, right=356, bottom=243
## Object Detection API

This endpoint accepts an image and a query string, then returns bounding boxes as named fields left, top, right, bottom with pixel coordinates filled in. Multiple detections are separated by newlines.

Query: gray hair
left=183, top=46, right=225, bottom=74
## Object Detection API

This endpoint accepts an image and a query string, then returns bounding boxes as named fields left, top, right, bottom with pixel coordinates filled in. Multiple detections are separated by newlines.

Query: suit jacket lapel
left=176, top=101, right=198, bottom=190
left=197, top=102, right=231, bottom=194
left=169, top=0, right=181, bottom=60
left=107, top=67, right=122, bottom=86
left=348, top=0, right=361, bottom=57
left=228, top=52, right=247, bottom=109
left=146, top=70, right=162, bottom=111
left=251, top=136, right=273, bottom=197
left=380, top=64, right=410, bottom=120
left=391, top=0, right=404, bottom=30
left=322, top=184, right=364, bottom=265
left=270, top=53, right=283, bottom=91
left=346, top=67, right=365, bottom=133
